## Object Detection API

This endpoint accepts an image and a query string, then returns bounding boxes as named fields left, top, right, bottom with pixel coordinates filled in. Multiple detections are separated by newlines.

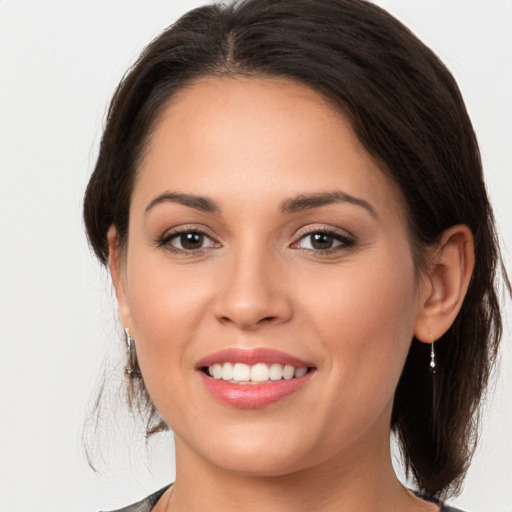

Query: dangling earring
left=429, top=332, right=436, bottom=373
left=124, top=327, right=142, bottom=378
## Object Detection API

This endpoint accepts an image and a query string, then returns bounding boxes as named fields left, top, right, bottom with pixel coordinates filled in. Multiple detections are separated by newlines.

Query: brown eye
left=179, top=232, right=204, bottom=250
left=167, top=231, right=214, bottom=251
left=310, top=232, right=335, bottom=250
left=298, top=232, right=342, bottom=251
left=293, top=229, right=354, bottom=254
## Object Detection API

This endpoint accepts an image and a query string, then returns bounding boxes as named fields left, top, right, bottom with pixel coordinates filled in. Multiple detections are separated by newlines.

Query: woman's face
left=114, top=77, right=427, bottom=476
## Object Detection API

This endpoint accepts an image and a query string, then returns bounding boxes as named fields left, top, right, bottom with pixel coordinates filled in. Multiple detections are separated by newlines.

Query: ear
left=107, top=225, right=132, bottom=330
left=414, top=224, right=475, bottom=343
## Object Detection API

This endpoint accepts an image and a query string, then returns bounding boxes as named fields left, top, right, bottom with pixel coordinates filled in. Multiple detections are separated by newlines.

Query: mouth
left=201, top=362, right=313, bottom=384
left=196, top=348, right=316, bottom=408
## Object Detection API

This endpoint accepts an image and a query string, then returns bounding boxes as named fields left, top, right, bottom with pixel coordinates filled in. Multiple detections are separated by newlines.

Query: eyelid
left=293, top=224, right=355, bottom=241
left=156, top=224, right=221, bottom=252
left=290, top=224, right=356, bottom=253
left=154, top=223, right=354, bottom=256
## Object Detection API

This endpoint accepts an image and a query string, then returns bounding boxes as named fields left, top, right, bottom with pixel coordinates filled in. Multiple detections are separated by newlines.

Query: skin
left=109, top=77, right=474, bottom=512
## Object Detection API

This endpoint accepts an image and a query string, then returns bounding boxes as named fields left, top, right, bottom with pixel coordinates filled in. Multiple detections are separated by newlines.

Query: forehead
left=134, top=76, right=403, bottom=220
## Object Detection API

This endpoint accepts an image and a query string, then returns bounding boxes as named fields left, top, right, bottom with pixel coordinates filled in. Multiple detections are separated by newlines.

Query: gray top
left=102, top=485, right=170, bottom=512
left=102, top=485, right=467, bottom=512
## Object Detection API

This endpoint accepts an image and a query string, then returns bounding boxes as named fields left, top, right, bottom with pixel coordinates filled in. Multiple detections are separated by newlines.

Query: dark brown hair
left=83, top=0, right=508, bottom=498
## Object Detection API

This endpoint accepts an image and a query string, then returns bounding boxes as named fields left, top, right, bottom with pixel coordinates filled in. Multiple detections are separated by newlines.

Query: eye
left=292, top=229, right=354, bottom=254
left=298, top=232, right=341, bottom=250
left=158, top=229, right=219, bottom=253
left=172, top=232, right=208, bottom=250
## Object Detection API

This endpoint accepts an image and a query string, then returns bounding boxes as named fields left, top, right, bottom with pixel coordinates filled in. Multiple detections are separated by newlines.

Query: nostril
left=217, top=314, right=279, bottom=329
left=214, top=289, right=293, bottom=329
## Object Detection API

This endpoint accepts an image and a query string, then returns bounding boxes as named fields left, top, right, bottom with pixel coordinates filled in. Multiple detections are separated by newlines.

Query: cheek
left=123, top=260, right=218, bottom=430
left=304, top=252, right=418, bottom=384
left=123, top=253, right=211, bottom=377
left=284, top=253, right=419, bottom=451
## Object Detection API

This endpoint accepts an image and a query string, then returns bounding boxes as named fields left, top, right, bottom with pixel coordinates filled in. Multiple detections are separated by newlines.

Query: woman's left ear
left=414, top=224, right=475, bottom=343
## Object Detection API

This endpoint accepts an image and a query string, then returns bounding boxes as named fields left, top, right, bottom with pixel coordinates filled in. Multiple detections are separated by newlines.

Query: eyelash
left=156, top=226, right=355, bottom=256
left=291, top=227, right=355, bottom=255
left=156, top=226, right=218, bottom=256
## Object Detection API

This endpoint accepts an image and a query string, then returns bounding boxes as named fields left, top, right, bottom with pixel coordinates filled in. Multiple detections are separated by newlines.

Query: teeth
left=211, top=363, right=222, bottom=380
left=283, top=365, right=295, bottom=380
left=221, top=362, right=234, bottom=380
left=207, top=362, right=309, bottom=382
left=294, top=367, right=308, bottom=378
left=232, top=363, right=251, bottom=381
left=269, top=363, right=283, bottom=381
left=251, top=363, right=270, bottom=382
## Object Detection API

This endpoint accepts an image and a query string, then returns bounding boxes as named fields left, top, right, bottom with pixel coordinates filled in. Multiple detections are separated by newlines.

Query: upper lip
left=196, top=347, right=314, bottom=369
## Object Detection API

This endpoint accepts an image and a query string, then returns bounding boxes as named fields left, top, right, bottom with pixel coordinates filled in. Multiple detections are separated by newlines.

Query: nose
left=213, top=246, right=293, bottom=331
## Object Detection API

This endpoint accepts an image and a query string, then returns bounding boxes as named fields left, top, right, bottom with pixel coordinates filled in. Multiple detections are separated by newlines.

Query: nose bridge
left=214, top=237, right=292, bottom=329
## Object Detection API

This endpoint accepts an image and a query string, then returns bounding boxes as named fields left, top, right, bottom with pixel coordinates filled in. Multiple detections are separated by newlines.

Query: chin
left=177, top=422, right=318, bottom=477
left=211, top=448, right=310, bottom=478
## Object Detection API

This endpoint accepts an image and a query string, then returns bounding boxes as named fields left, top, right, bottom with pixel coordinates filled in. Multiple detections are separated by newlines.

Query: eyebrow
left=144, top=189, right=377, bottom=219
left=145, top=192, right=221, bottom=214
left=280, top=191, right=378, bottom=219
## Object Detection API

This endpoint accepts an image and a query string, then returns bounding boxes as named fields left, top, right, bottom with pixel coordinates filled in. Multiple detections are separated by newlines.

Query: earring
left=124, top=327, right=142, bottom=378
left=429, top=332, right=436, bottom=373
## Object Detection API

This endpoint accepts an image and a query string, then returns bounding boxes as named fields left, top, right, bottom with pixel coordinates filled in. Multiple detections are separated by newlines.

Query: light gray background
left=0, top=1, right=510, bottom=511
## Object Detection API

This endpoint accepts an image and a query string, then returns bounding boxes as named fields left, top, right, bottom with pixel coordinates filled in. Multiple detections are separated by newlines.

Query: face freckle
left=115, top=76, right=424, bottom=477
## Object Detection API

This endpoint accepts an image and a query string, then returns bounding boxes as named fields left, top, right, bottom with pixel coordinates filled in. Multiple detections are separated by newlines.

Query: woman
left=83, top=0, right=508, bottom=510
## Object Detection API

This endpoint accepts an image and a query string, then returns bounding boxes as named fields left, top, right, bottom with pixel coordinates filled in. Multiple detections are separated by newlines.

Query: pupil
left=181, top=232, right=203, bottom=249
left=312, top=233, right=333, bottom=250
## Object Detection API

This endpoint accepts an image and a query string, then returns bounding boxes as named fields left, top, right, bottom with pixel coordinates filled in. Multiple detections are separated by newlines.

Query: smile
left=205, top=362, right=309, bottom=383
left=196, top=348, right=316, bottom=408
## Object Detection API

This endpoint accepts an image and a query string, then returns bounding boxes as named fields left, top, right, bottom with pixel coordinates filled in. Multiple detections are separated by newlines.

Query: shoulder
left=432, top=498, right=468, bottom=512
left=99, top=485, right=171, bottom=512
left=414, top=491, right=468, bottom=512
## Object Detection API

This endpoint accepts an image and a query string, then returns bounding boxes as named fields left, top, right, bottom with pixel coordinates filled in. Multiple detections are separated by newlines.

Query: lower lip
left=198, top=371, right=314, bottom=408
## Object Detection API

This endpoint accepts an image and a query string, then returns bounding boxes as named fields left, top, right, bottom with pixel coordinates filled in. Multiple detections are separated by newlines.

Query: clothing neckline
left=103, top=484, right=466, bottom=512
